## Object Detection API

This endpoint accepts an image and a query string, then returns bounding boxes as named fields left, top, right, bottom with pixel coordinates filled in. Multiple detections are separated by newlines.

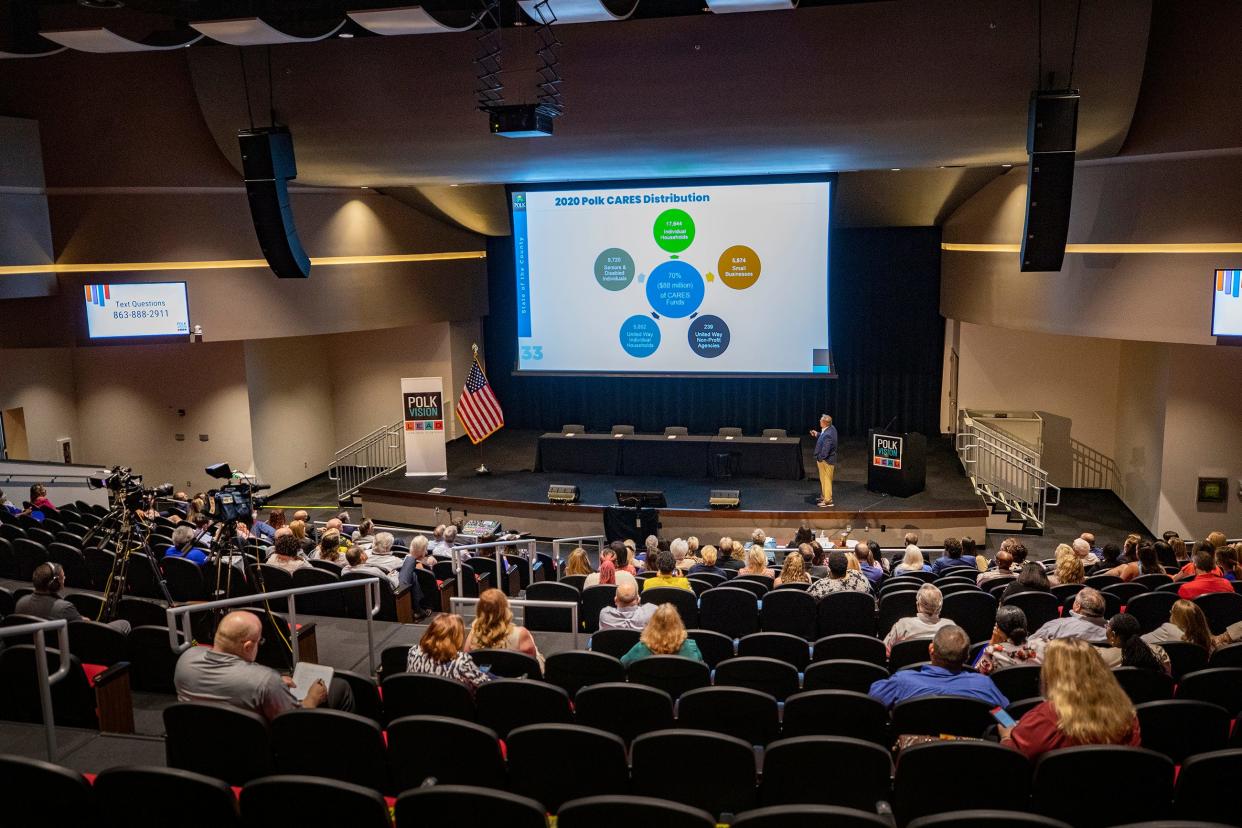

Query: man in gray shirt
left=598, top=581, right=658, bottom=631
left=1030, top=587, right=1109, bottom=644
left=16, top=563, right=130, bottom=633
left=174, top=611, right=344, bottom=720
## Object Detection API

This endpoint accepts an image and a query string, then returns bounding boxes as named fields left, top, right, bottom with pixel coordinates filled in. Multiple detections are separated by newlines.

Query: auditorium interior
left=1, top=1, right=1241, bottom=826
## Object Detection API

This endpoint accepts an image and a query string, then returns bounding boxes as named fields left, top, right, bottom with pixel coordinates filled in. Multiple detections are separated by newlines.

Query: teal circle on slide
left=619, top=315, right=661, bottom=358
left=594, top=248, right=635, bottom=291
left=645, top=260, right=705, bottom=318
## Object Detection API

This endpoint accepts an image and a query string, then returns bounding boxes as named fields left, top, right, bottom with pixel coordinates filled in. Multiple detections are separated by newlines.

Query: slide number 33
left=521, top=345, right=544, bottom=361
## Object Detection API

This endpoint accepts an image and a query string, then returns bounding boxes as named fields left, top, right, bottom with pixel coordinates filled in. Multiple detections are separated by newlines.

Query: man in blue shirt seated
left=868, top=625, right=1009, bottom=709
left=930, top=537, right=976, bottom=576
left=165, top=524, right=210, bottom=566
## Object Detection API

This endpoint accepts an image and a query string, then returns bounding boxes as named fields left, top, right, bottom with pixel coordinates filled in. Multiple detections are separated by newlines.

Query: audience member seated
left=351, top=518, right=376, bottom=549
left=17, top=562, right=131, bottom=633
left=808, top=550, right=872, bottom=600
left=894, top=545, right=931, bottom=575
left=564, top=547, right=594, bottom=579
left=976, top=605, right=1043, bottom=674
left=1108, top=541, right=1165, bottom=582
left=585, top=547, right=638, bottom=589
left=1099, top=613, right=1171, bottom=674
left=0, top=487, right=18, bottom=514
left=1217, top=544, right=1242, bottom=581
left=1143, top=598, right=1215, bottom=652
left=1080, top=532, right=1103, bottom=562
left=343, top=545, right=399, bottom=588
left=805, top=542, right=829, bottom=578
left=466, top=588, right=543, bottom=668
left=1071, top=537, right=1100, bottom=570
left=1000, top=561, right=1052, bottom=601
left=165, top=524, right=209, bottom=566
left=961, top=536, right=986, bottom=571
left=433, top=525, right=462, bottom=560
left=774, top=551, right=811, bottom=587
left=619, top=603, right=703, bottom=666
left=719, top=536, right=745, bottom=572
left=174, top=610, right=352, bottom=718
left=28, top=482, right=58, bottom=513
left=1212, top=617, right=1242, bottom=649
left=884, top=583, right=954, bottom=653
left=686, top=545, right=726, bottom=579
left=1178, top=545, right=1235, bottom=599
left=397, top=534, right=432, bottom=590
left=999, top=638, right=1140, bottom=759
left=672, top=538, right=696, bottom=573
left=739, top=545, right=775, bottom=579
left=1095, top=542, right=1125, bottom=575
left=252, top=508, right=283, bottom=544
left=234, top=517, right=270, bottom=553
left=977, top=550, right=1015, bottom=586
left=406, top=613, right=492, bottom=691
left=289, top=518, right=315, bottom=554
left=853, top=543, right=885, bottom=586
left=1030, top=588, right=1108, bottom=644
left=269, top=534, right=312, bottom=574
left=868, top=625, right=1009, bottom=709
left=1174, top=533, right=1229, bottom=580
left=930, top=537, right=974, bottom=576
left=309, top=530, right=346, bottom=565
left=599, top=580, right=658, bottom=631
left=1008, top=540, right=1030, bottom=569
left=1050, top=550, right=1085, bottom=587
left=642, top=550, right=692, bottom=592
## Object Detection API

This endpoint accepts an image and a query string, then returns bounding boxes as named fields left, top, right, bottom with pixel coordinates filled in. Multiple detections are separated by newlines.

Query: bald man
left=174, top=610, right=352, bottom=719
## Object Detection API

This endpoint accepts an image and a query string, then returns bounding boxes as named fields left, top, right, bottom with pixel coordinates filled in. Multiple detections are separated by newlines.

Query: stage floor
left=367, top=429, right=983, bottom=514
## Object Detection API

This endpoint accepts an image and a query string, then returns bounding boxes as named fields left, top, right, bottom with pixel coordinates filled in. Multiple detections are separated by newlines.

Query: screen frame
left=505, top=171, right=837, bottom=379
left=79, top=280, right=192, bottom=346
left=1211, top=268, right=1242, bottom=346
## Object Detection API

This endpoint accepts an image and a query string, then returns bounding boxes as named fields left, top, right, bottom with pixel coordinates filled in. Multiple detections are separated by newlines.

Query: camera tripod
left=86, top=497, right=175, bottom=624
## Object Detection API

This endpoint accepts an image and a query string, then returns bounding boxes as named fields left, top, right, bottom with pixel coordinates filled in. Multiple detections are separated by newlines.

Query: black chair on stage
left=573, top=682, right=674, bottom=745
left=676, top=686, right=781, bottom=746
left=760, top=736, right=892, bottom=810
left=387, top=715, right=504, bottom=791
left=780, top=690, right=889, bottom=745
left=506, top=724, right=630, bottom=812
left=245, top=777, right=392, bottom=828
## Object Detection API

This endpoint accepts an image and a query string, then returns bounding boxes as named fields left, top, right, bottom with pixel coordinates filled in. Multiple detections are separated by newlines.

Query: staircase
left=956, top=410, right=1060, bottom=534
left=328, top=420, right=406, bottom=505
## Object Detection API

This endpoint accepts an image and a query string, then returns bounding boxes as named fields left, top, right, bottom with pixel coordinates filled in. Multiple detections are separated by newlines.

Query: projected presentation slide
left=84, top=282, right=190, bottom=339
left=1213, top=269, right=1242, bottom=336
left=511, top=176, right=833, bottom=376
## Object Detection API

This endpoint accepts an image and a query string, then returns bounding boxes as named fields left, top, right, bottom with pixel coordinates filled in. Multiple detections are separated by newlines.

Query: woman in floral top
left=976, top=604, right=1045, bottom=674
left=406, top=613, right=492, bottom=692
left=808, top=551, right=873, bottom=600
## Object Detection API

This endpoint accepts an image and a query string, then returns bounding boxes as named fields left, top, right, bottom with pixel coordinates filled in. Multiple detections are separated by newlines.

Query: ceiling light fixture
left=339, top=32, right=354, bottom=38
left=78, top=0, right=124, bottom=8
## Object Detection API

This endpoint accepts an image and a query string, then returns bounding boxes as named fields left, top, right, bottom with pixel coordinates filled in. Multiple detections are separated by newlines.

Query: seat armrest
left=94, top=662, right=135, bottom=734
left=394, top=585, right=414, bottom=624
left=295, top=622, right=318, bottom=664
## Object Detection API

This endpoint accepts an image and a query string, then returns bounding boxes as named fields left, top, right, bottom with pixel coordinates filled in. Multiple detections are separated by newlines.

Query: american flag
left=456, top=354, right=504, bottom=444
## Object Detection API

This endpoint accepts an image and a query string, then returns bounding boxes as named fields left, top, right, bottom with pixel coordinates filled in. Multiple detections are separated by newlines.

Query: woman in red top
left=28, top=483, right=57, bottom=512
left=999, top=638, right=1141, bottom=759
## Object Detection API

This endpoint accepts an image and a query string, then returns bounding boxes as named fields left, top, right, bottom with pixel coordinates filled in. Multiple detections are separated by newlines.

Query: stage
left=359, top=429, right=989, bottom=545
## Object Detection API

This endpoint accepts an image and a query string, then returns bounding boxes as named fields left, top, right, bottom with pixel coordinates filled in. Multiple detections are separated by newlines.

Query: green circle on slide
left=594, top=248, right=635, bottom=290
left=653, top=209, right=696, bottom=253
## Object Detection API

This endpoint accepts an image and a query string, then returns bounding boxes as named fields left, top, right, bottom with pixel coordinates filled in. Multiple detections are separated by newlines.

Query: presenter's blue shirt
left=868, top=665, right=1009, bottom=709
left=815, top=425, right=838, bottom=464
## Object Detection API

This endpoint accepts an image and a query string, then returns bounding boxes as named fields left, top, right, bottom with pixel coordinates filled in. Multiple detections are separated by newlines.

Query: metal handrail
left=957, top=412, right=1057, bottom=529
left=0, top=618, right=71, bottom=760
left=961, top=413, right=1039, bottom=462
left=450, top=596, right=580, bottom=648
left=447, top=538, right=538, bottom=598
left=164, top=577, right=382, bottom=676
left=334, top=421, right=400, bottom=456
left=551, top=534, right=606, bottom=570
left=328, top=419, right=407, bottom=503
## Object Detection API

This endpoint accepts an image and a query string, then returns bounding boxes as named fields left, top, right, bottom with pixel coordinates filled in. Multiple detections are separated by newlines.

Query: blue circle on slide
left=619, top=315, right=661, bottom=358
left=687, top=314, right=730, bottom=358
left=645, top=260, right=705, bottom=318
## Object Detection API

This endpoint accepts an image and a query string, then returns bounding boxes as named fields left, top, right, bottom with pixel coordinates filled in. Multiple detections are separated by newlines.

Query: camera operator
left=18, top=563, right=131, bottom=633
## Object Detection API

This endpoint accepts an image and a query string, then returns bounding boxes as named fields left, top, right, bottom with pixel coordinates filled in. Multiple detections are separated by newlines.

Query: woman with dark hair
left=1098, top=543, right=1125, bottom=571
left=977, top=604, right=1045, bottom=674
left=1216, top=545, right=1242, bottom=581
left=791, top=526, right=816, bottom=547
left=853, top=543, right=885, bottom=586
left=1153, top=539, right=1176, bottom=568
left=28, top=483, right=57, bottom=512
left=1101, top=613, right=1170, bottom=674
left=1001, top=561, right=1052, bottom=601
left=1110, top=542, right=1165, bottom=581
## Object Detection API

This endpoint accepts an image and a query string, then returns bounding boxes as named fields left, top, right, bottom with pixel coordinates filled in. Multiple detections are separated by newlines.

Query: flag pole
left=472, top=343, right=490, bottom=476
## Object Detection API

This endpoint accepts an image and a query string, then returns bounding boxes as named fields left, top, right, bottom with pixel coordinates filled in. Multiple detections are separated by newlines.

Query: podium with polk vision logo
left=867, top=430, right=926, bottom=497
left=402, top=377, right=448, bottom=477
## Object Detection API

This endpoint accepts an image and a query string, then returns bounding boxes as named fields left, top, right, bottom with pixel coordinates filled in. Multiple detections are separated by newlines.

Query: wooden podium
left=866, top=430, right=927, bottom=497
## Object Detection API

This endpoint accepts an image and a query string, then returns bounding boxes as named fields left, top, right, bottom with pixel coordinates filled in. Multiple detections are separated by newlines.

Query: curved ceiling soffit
left=185, top=1, right=1151, bottom=189
left=38, top=26, right=201, bottom=53
left=189, top=18, right=345, bottom=46
left=348, top=6, right=478, bottom=35
left=516, top=0, right=638, bottom=25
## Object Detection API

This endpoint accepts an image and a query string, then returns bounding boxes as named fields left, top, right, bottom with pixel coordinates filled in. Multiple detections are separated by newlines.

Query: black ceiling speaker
left=238, top=127, right=311, bottom=278
left=1021, top=90, right=1079, bottom=272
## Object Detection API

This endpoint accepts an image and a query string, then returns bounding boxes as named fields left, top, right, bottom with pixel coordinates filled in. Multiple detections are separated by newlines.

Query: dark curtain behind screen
left=482, top=227, right=943, bottom=439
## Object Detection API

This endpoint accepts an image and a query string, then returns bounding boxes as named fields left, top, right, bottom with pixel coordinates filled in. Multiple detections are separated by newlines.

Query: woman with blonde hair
left=465, top=588, right=543, bottom=668
left=742, top=545, right=775, bottom=579
left=289, top=519, right=315, bottom=553
left=1050, top=553, right=1085, bottom=586
left=619, top=603, right=704, bottom=665
left=687, top=545, right=726, bottom=578
left=406, top=613, right=492, bottom=691
left=894, top=545, right=931, bottom=575
left=774, top=551, right=810, bottom=587
left=564, top=547, right=594, bottom=578
left=1143, top=598, right=1215, bottom=652
left=1000, top=638, right=1141, bottom=759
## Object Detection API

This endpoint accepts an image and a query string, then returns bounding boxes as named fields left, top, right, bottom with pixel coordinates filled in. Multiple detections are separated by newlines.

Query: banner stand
left=402, top=377, right=448, bottom=477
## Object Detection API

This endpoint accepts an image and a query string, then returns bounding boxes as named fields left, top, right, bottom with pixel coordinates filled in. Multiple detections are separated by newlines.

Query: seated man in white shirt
left=342, top=544, right=399, bottom=588
left=364, top=531, right=403, bottom=573
left=433, top=524, right=461, bottom=559
left=598, top=580, right=657, bottom=631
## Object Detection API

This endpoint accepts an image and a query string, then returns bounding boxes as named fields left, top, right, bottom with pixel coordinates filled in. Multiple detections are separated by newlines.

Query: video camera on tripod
left=204, top=462, right=270, bottom=522
left=87, top=466, right=174, bottom=512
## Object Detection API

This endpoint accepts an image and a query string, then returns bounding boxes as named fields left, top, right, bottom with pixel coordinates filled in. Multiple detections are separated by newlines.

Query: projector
left=489, top=104, right=557, bottom=139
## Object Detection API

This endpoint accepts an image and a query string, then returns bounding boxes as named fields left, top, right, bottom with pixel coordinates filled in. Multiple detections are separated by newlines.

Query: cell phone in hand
left=991, top=706, right=1016, bottom=728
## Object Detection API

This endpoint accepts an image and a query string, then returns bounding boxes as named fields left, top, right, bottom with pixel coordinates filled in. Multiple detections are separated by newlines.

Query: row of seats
left=156, top=699, right=1242, bottom=826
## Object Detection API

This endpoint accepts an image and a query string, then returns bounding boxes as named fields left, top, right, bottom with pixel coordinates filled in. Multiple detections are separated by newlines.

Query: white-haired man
left=883, top=584, right=955, bottom=654
left=1072, top=537, right=1100, bottom=568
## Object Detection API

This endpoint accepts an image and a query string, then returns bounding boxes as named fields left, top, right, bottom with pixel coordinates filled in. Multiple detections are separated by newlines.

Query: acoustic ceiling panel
left=517, top=0, right=638, bottom=25
left=348, top=6, right=477, bottom=35
left=39, top=28, right=201, bottom=53
left=190, top=18, right=344, bottom=46
left=705, top=0, right=797, bottom=12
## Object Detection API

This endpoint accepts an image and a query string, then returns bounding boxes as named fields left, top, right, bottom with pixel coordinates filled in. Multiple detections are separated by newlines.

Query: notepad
left=289, top=662, right=334, bottom=702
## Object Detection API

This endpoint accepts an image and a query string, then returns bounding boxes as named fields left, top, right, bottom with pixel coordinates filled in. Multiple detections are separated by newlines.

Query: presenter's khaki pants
left=817, top=460, right=835, bottom=503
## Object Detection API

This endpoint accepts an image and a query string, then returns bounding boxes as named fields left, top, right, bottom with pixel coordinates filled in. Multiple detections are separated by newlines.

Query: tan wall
left=0, top=347, right=79, bottom=462
left=1113, top=340, right=1170, bottom=533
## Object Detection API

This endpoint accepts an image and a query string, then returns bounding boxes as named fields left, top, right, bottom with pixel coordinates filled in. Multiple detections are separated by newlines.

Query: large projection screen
left=510, top=174, right=835, bottom=377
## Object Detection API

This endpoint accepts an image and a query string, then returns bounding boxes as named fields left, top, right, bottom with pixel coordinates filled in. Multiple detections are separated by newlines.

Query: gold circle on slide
left=718, top=245, right=761, bottom=289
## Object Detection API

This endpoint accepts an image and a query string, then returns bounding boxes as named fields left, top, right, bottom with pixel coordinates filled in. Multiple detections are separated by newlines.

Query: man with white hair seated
left=671, top=537, right=694, bottom=573
left=599, top=580, right=658, bottom=631
left=364, top=531, right=403, bottom=572
left=883, top=584, right=956, bottom=654
left=433, top=524, right=460, bottom=559
left=1072, top=537, right=1100, bottom=568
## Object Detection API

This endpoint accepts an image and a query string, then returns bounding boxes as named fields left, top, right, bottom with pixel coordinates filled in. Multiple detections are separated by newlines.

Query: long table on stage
left=534, top=432, right=805, bottom=480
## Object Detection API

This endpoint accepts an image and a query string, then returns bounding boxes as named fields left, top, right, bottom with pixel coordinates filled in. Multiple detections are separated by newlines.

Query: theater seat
left=394, top=785, right=547, bottom=828
left=164, top=702, right=272, bottom=786
left=94, top=766, right=240, bottom=828
left=242, top=776, right=391, bottom=828
left=387, top=715, right=504, bottom=792
left=0, top=754, right=94, bottom=825
left=558, top=795, right=716, bottom=828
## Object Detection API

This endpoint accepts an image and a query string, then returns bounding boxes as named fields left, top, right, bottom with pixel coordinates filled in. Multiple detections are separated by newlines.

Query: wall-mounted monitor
left=83, top=282, right=190, bottom=340
left=1212, top=269, right=1242, bottom=337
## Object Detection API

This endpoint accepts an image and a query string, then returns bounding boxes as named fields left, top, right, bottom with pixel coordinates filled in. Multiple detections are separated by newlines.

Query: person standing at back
left=810, top=414, right=837, bottom=508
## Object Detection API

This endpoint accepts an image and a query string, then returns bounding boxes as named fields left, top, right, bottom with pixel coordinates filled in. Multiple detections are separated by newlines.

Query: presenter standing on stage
left=810, top=414, right=838, bottom=508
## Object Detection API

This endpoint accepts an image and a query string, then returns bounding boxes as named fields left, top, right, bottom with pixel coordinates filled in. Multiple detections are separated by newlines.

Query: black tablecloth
left=535, top=433, right=805, bottom=480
